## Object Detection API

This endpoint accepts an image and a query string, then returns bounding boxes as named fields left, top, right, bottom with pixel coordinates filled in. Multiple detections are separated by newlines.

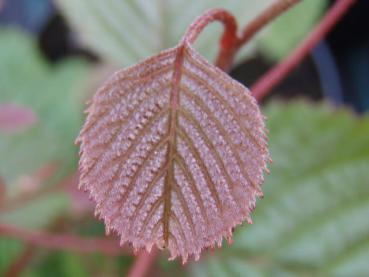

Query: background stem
left=127, top=248, right=159, bottom=277
left=4, top=246, right=35, bottom=277
left=238, top=0, right=300, bottom=47
left=251, top=0, right=356, bottom=100
left=215, top=0, right=300, bottom=71
left=0, top=223, right=130, bottom=256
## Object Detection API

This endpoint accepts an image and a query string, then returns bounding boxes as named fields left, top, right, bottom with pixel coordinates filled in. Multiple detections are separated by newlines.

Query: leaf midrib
left=163, top=44, right=186, bottom=245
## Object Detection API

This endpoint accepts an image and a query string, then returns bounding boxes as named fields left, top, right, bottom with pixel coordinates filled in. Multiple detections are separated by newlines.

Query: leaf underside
left=77, top=43, right=269, bottom=262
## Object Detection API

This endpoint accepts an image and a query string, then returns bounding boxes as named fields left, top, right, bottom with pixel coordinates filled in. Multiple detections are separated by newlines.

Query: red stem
left=127, top=248, right=159, bottom=277
left=215, top=0, right=300, bottom=71
left=251, top=0, right=356, bottom=101
left=0, top=223, right=130, bottom=256
left=237, top=0, right=300, bottom=48
left=0, top=163, right=71, bottom=212
left=4, top=246, right=35, bottom=277
left=182, top=8, right=237, bottom=46
left=182, top=8, right=238, bottom=72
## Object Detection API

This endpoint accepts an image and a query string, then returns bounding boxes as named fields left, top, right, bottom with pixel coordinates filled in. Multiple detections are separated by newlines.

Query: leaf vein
left=179, top=90, right=260, bottom=193
left=108, top=135, right=170, bottom=223
left=128, top=158, right=169, bottom=233
left=138, top=196, right=164, bottom=237
left=173, top=180, right=197, bottom=243
left=177, top=130, right=223, bottom=215
left=171, top=213, right=190, bottom=253
left=174, top=155, right=209, bottom=226
left=178, top=108, right=239, bottom=208
left=181, top=65, right=263, bottom=150
left=81, top=72, right=170, bottom=141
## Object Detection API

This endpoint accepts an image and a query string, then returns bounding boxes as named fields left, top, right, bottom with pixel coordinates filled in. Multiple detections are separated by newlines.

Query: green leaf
left=22, top=251, right=88, bottom=277
left=56, top=0, right=326, bottom=66
left=0, top=193, right=69, bottom=229
left=259, top=0, right=328, bottom=60
left=0, top=238, right=24, bottom=275
left=188, top=101, right=369, bottom=276
left=21, top=251, right=133, bottom=277
left=0, top=28, right=89, bottom=230
left=0, top=27, right=89, bottom=186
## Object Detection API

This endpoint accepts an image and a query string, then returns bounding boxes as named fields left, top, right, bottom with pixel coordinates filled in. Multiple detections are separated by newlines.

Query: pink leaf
left=0, top=176, right=5, bottom=203
left=0, top=103, right=38, bottom=133
left=77, top=41, right=269, bottom=262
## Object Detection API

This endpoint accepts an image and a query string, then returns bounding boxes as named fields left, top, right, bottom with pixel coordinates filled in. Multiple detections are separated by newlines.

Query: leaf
left=56, top=0, right=327, bottom=66
left=188, top=101, right=369, bottom=276
left=0, top=103, right=38, bottom=133
left=0, top=27, right=89, bottom=185
left=24, top=251, right=89, bottom=277
left=0, top=238, right=24, bottom=275
left=259, top=0, right=328, bottom=60
left=0, top=193, right=70, bottom=229
left=77, top=41, right=269, bottom=262
left=0, top=27, right=89, bottom=231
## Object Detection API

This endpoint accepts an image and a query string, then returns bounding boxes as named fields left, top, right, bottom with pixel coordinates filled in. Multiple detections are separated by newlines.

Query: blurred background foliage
left=0, top=0, right=368, bottom=276
left=55, top=0, right=328, bottom=65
